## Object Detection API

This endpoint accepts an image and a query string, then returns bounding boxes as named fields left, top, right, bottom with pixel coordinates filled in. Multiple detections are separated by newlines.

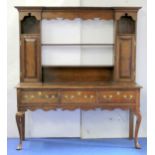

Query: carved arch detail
left=19, top=12, right=41, bottom=21
left=115, top=11, right=137, bottom=21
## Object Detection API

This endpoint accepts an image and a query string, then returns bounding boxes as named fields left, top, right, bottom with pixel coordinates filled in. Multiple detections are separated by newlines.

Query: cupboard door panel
left=115, top=35, right=135, bottom=81
left=25, top=38, right=37, bottom=78
left=21, top=35, right=41, bottom=82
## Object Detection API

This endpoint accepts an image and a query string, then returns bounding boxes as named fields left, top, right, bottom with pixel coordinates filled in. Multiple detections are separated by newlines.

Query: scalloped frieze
left=42, top=11, right=113, bottom=20
left=19, top=103, right=136, bottom=112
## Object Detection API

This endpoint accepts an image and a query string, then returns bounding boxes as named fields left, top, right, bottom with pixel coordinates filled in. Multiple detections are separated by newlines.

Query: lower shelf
left=42, top=66, right=114, bottom=83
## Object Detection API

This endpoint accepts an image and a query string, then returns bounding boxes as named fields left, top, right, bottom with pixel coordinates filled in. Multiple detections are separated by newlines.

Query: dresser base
left=16, top=83, right=142, bottom=150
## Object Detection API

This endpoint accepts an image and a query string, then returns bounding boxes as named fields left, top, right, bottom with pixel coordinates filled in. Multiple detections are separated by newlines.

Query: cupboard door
left=115, top=35, right=135, bottom=81
left=20, top=35, right=41, bottom=82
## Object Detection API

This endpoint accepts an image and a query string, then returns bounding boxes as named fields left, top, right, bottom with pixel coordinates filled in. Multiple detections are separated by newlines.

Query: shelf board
left=42, top=65, right=114, bottom=68
left=117, top=33, right=135, bottom=35
left=42, top=43, right=114, bottom=46
left=21, top=33, right=40, bottom=35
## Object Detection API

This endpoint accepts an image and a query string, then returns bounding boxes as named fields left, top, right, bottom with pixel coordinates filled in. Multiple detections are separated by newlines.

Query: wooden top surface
left=15, top=6, right=141, bottom=20
left=16, top=82, right=142, bottom=89
left=15, top=6, right=141, bottom=11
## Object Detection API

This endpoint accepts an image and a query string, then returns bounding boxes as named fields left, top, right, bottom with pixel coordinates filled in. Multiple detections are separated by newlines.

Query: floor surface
left=7, top=138, right=147, bottom=155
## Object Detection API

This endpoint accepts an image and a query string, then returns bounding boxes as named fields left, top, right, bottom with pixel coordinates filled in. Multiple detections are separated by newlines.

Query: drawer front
left=61, top=91, right=96, bottom=103
left=20, top=90, right=137, bottom=106
left=98, top=90, right=136, bottom=103
left=21, top=91, right=59, bottom=103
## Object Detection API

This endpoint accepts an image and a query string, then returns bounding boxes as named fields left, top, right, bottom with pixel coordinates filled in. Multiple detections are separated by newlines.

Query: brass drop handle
left=70, top=95, right=75, bottom=99
left=84, top=95, right=88, bottom=98
left=109, top=95, right=113, bottom=99
left=38, top=92, right=42, bottom=96
left=45, top=95, right=49, bottom=98
left=129, top=95, right=133, bottom=99
left=51, top=95, right=55, bottom=99
left=24, top=95, right=28, bottom=99
left=103, top=95, right=107, bottom=99
left=31, top=95, right=34, bottom=99
left=123, top=95, right=127, bottom=99
left=77, top=92, right=81, bottom=96
left=90, top=95, right=94, bottom=99
left=116, top=91, right=120, bottom=95
left=64, top=95, right=68, bottom=99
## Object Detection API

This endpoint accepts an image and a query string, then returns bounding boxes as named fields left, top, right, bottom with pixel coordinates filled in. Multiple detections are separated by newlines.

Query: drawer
left=21, top=91, right=59, bottom=103
left=98, top=90, right=136, bottom=103
left=61, top=91, right=96, bottom=103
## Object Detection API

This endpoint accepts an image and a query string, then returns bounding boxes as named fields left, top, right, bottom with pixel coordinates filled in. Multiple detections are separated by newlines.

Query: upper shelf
left=15, top=6, right=141, bottom=21
left=42, top=43, right=114, bottom=46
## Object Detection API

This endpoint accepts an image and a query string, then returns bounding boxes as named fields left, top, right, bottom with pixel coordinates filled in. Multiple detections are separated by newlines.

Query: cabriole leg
left=129, top=109, right=134, bottom=139
left=134, top=110, right=142, bottom=149
left=22, top=113, right=25, bottom=141
left=16, top=112, right=25, bottom=150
